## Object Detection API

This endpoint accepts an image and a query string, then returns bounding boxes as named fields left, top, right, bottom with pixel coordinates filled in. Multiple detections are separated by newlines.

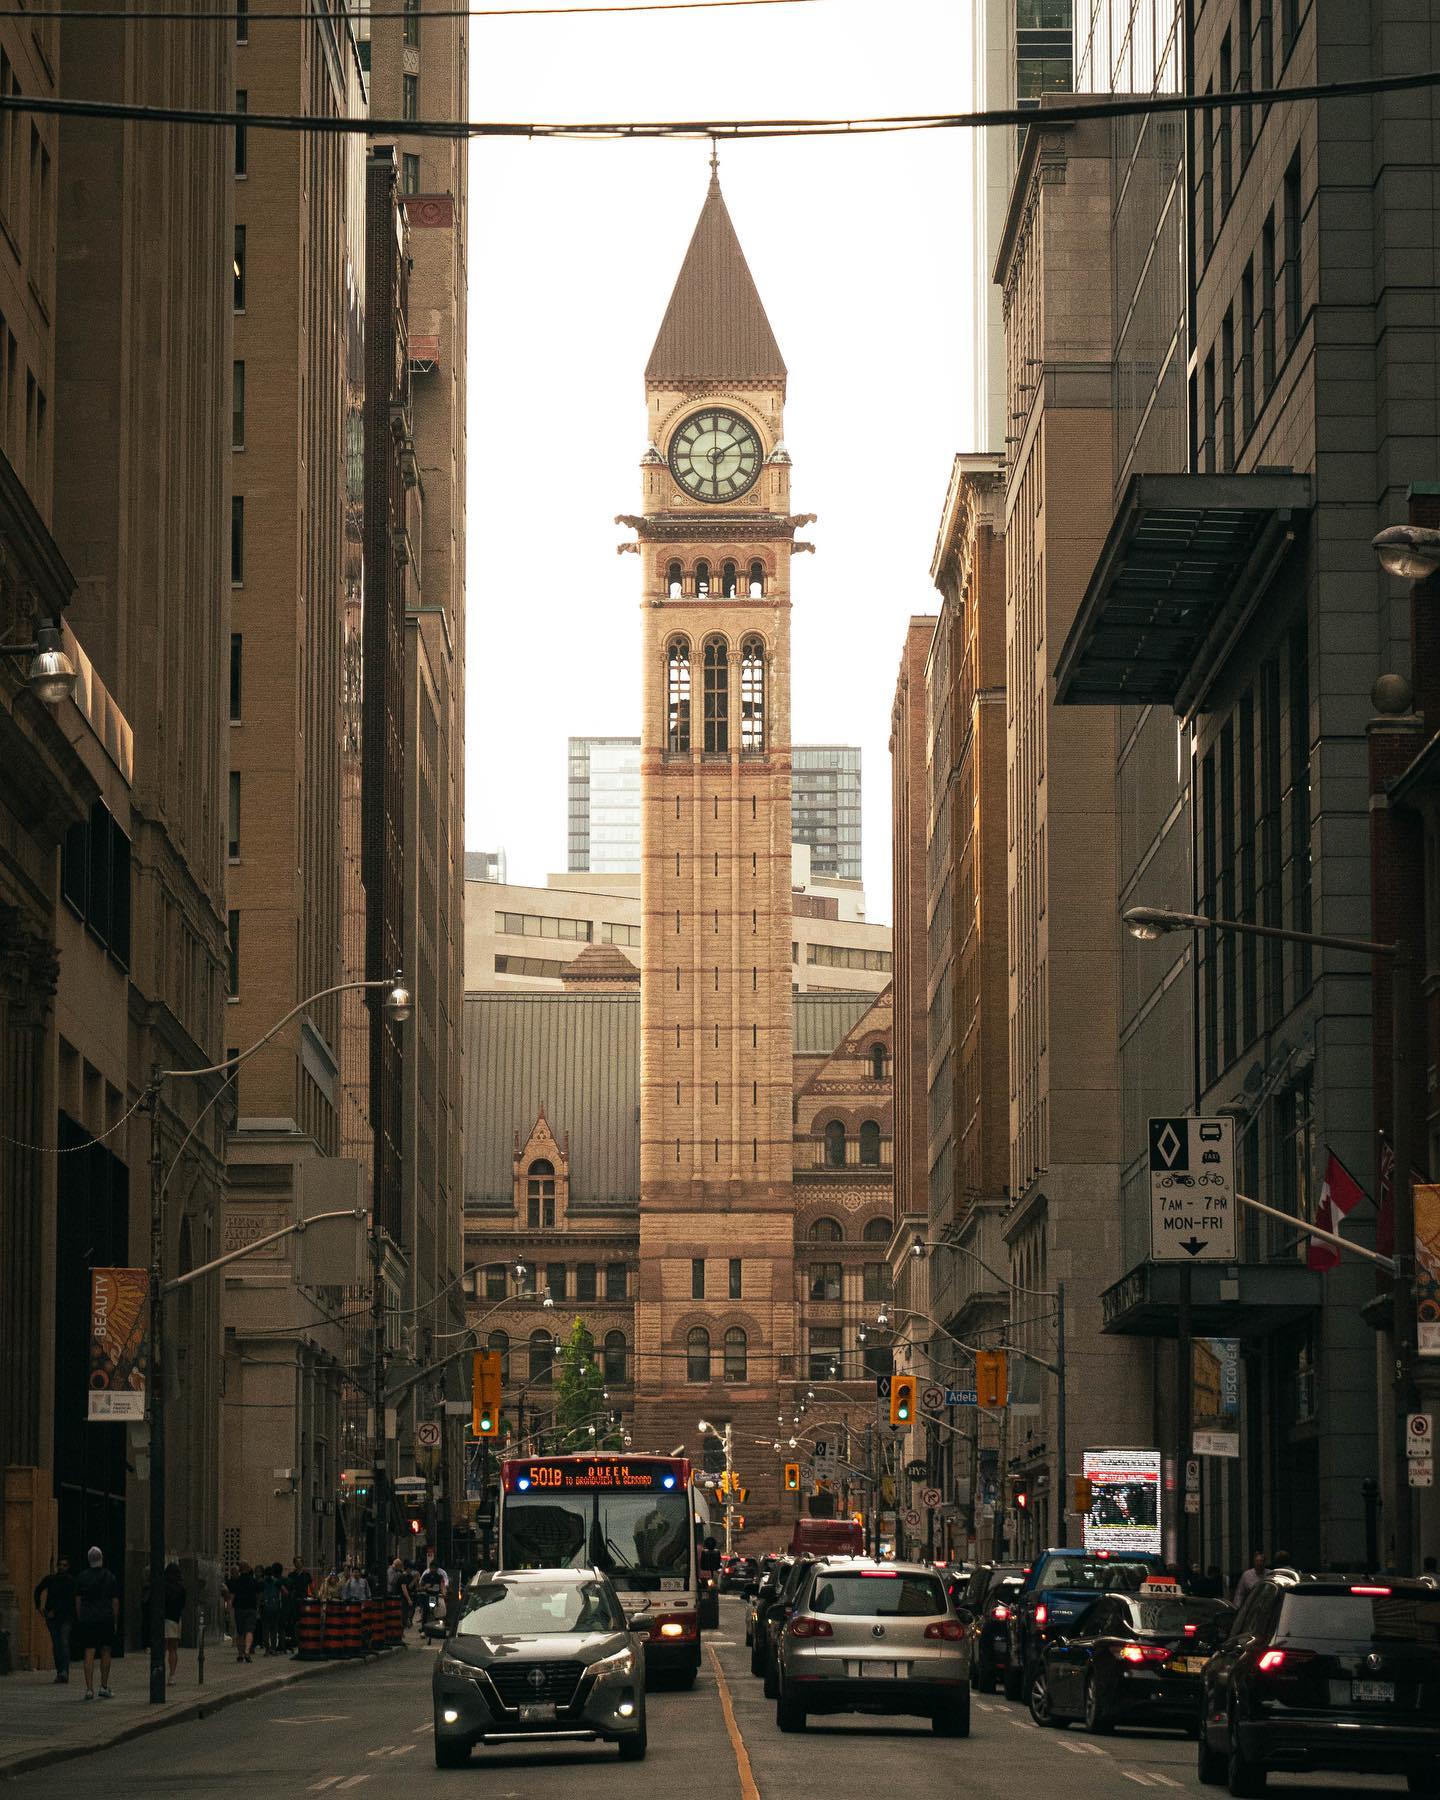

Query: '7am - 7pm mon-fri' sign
left=1149, top=1118, right=1237, bottom=1262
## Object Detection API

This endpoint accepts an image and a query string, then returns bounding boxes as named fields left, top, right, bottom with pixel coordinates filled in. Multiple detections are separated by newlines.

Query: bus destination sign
left=503, top=1457, right=688, bottom=1494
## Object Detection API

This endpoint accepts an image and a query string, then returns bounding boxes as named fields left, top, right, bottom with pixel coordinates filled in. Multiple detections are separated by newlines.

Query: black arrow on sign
left=1180, top=1238, right=1208, bottom=1257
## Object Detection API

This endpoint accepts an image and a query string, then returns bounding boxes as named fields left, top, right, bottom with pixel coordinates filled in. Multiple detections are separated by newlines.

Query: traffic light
left=975, top=1350, right=1008, bottom=1409
left=889, top=1373, right=916, bottom=1427
left=783, top=1461, right=801, bottom=1492
left=1071, top=1476, right=1093, bottom=1515
left=472, top=1349, right=503, bottom=1438
left=1009, top=1475, right=1029, bottom=1512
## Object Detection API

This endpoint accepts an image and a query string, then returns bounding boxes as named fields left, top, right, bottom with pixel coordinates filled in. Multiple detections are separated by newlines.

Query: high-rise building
left=567, top=735, right=863, bottom=881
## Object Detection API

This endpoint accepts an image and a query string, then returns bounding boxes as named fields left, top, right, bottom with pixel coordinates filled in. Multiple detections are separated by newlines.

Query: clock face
left=667, top=408, right=763, bottom=504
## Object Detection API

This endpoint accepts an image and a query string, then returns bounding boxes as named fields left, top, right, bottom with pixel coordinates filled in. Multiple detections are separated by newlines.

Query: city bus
left=498, top=1453, right=703, bottom=1684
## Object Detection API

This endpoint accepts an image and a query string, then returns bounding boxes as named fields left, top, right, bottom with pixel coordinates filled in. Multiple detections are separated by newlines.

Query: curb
left=0, top=1645, right=403, bottom=1783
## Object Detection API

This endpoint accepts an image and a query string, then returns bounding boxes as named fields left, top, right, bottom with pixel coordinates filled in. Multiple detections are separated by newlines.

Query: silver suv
left=773, top=1560, right=971, bottom=1736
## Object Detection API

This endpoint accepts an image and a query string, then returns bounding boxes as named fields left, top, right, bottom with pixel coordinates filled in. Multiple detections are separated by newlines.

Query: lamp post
left=144, top=973, right=411, bottom=1705
left=0, top=616, right=77, bottom=704
left=1123, top=902, right=1418, bottom=1569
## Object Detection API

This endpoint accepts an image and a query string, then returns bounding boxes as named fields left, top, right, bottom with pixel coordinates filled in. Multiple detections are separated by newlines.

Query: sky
left=464, top=0, right=981, bottom=924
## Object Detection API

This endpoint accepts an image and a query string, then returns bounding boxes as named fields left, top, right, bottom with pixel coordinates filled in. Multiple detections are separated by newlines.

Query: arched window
left=489, top=1328, right=510, bottom=1381
left=604, top=1330, right=628, bottom=1382
left=862, top=1216, right=891, bottom=1242
left=695, top=558, right=710, bottom=598
left=748, top=559, right=765, bottom=598
left=859, top=1121, right=882, bottom=1167
left=528, top=1328, right=554, bottom=1382
left=808, top=1216, right=843, bottom=1241
left=740, top=637, right=765, bottom=752
left=824, top=1121, right=847, bottom=1169
left=703, top=637, right=729, bottom=753
left=722, top=559, right=738, bottom=598
left=667, top=559, right=683, bottom=598
left=666, top=637, right=691, bottom=753
left=687, top=1326, right=712, bottom=1383
left=869, top=1044, right=888, bottom=1081
left=526, top=1159, right=555, bottom=1228
left=724, top=1326, right=748, bottom=1382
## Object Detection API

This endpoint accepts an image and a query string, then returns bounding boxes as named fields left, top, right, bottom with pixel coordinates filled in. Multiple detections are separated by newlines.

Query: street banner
left=87, top=1267, right=148, bottom=1420
left=1081, top=1448, right=1162, bottom=1554
left=1191, top=1337, right=1240, bottom=1457
left=1417, top=1183, right=1440, bottom=1356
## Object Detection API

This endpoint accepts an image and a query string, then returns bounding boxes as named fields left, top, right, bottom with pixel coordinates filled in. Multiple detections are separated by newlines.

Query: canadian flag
left=1307, top=1152, right=1367, bottom=1271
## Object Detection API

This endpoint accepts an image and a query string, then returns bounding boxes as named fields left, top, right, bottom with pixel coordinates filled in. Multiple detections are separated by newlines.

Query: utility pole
left=1055, top=1280, right=1068, bottom=1549
left=1176, top=1267, right=1192, bottom=1570
left=370, top=1223, right=389, bottom=1574
left=146, top=1084, right=166, bottom=1706
left=990, top=1392, right=1009, bottom=1562
left=1390, top=949, right=1419, bottom=1568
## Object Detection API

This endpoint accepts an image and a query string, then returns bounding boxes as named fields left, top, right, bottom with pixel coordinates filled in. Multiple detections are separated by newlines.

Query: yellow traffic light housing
left=472, top=1348, right=503, bottom=1438
left=783, top=1461, right=801, bottom=1492
left=975, top=1350, right=1008, bottom=1409
left=889, top=1374, right=916, bottom=1427
left=1071, top=1475, right=1093, bottom=1515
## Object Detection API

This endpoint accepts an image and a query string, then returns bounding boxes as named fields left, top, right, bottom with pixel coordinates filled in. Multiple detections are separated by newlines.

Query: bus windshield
left=503, top=1490, right=692, bottom=1594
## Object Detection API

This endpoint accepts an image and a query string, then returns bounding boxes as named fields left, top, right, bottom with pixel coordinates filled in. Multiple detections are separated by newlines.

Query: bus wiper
left=605, top=1536, right=634, bottom=1569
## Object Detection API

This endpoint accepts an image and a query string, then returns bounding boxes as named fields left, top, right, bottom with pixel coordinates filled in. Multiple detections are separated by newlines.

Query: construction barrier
left=295, top=1598, right=324, bottom=1660
left=362, top=1600, right=384, bottom=1654
left=386, top=1595, right=404, bottom=1645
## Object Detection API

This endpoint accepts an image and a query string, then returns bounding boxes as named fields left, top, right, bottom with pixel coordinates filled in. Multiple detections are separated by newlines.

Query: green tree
left=551, top=1316, right=623, bottom=1452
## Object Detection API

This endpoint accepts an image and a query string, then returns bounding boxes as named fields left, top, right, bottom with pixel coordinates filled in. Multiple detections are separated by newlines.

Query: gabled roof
left=646, top=172, right=787, bottom=385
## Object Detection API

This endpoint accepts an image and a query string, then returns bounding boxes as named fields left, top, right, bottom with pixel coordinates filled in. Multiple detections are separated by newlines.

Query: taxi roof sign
left=1138, top=1575, right=1181, bottom=1595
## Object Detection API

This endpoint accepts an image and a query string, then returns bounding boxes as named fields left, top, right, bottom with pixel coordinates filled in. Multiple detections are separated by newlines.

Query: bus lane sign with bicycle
left=1149, top=1117, right=1237, bottom=1262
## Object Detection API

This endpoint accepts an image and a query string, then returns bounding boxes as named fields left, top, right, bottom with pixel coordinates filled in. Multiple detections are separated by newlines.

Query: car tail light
left=1257, top=1648, right=1317, bottom=1674
left=1034, top=1604, right=1048, bottom=1626
left=924, top=1621, right=967, bottom=1641
left=1351, top=1586, right=1391, bottom=1596
left=1183, top=1624, right=1199, bottom=1636
left=991, top=1604, right=1011, bottom=1622
left=1120, top=1645, right=1170, bottom=1664
left=787, top=1616, right=834, bottom=1639
left=860, top=1571, right=899, bottom=1578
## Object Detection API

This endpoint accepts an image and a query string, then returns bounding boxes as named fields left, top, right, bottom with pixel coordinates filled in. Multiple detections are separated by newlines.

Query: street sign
left=947, top=1388, right=978, bottom=1407
left=1407, top=1413, right=1433, bottom=1457
left=392, top=1474, right=427, bottom=1493
left=903, top=1507, right=922, bottom=1529
left=875, top=1375, right=892, bottom=1399
left=1409, top=1456, right=1434, bottom=1488
left=443, top=1399, right=470, bottom=1417
left=905, top=1459, right=927, bottom=1480
left=415, top=1420, right=442, bottom=1449
left=1184, top=1492, right=1201, bottom=1514
left=1149, top=1116, right=1237, bottom=1261
left=1184, top=1458, right=1200, bottom=1493
left=813, top=1437, right=838, bottom=1480
left=1193, top=1429, right=1240, bottom=1458
left=921, top=1486, right=943, bottom=1509
left=920, top=1384, right=945, bottom=1412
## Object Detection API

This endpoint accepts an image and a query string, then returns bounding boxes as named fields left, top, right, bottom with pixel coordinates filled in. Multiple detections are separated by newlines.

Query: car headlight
left=589, top=1646, right=637, bottom=1680
left=439, top=1653, right=473, bottom=1680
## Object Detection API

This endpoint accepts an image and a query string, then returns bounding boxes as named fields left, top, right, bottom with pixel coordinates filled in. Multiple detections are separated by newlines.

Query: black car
left=747, top=1558, right=791, bottom=1671
left=1030, top=1590, right=1232, bottom=1733
left=1004, top=1548, right=1158, bottom=1700
left=952, top=1563, right=1026, bottom=1694
left=759, top=1556, right=828, bottom=1697
left=1198, top=1576, right=1440, bottom=1795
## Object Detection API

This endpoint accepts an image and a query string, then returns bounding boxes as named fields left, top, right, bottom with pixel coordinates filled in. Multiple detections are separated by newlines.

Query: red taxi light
left=1034, top=1604, right=1048, bottom=1626
left=1351, top=1585, right=1392, bottom=1596
left=991, top=1604, right=1011, bottom=1621
left=1120, top=1644, right=1170, bottom=1664
left=924, top=1620, right=966, bottom=1641
left=786, top=1616, right=834, bottom=1639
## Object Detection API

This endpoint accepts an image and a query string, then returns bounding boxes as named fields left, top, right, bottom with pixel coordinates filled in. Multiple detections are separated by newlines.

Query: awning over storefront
left=1054, top=472, right=1312, bottom=715
left=1101, top=1258, right=1322, bottom=1339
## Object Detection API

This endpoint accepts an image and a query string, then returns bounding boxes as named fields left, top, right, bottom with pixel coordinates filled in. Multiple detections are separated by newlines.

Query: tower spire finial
left=709, top=137, right=720, bottom=189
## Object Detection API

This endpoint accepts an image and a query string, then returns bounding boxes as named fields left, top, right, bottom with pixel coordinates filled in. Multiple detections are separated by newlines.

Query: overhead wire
left=0, top=0, right=823, bottom=16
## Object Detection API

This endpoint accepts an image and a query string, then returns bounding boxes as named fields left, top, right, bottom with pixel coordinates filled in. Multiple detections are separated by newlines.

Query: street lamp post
left=1123, top=902, right=1419, bottom=1568
left=144, top=973, right=411, bottom=1705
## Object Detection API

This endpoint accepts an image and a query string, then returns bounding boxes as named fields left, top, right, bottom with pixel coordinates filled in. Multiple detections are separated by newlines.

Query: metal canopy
left=1054, top=472, right=1312, bottom=714
left=1100, top=1258, right=1322, bottom=1339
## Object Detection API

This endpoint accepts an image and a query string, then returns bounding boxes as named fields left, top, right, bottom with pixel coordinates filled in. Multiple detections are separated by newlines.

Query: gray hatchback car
left=774, top=1560, right=971, bottom=1735
left=432, top=1568, right=646, bottom=1766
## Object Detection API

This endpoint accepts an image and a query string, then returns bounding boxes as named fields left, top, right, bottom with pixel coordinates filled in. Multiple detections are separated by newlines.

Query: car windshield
left=1037, top=1559, right=1150, bottom=1592
left=809, top=1573, right=947, bottom=1617
left=456, top=1579, right=623, bottom=1637
left=1278, top=1593, right=1440, bottom=1647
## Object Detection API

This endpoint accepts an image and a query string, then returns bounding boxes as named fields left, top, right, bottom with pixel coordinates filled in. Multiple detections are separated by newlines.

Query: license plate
left=1171, top=1657, right=1206, bottom=1675
left=860, top=1660, right=897, bottom=1678
left=519, top=1703, right=558, bottom=1724
left=1352, top=1680, right=1395, bottom=1704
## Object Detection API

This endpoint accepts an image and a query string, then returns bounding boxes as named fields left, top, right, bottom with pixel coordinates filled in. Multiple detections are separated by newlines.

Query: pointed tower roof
left=646, top=171, right=786, bottom=385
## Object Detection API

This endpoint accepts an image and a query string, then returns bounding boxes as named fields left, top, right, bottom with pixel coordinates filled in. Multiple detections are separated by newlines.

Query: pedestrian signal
left=472, top=1349, right=503, bottom=1438
left=889, top=1374, right=916, bottom=1426
left=975, top=1350, right=1008, bottom=1409
left=783, top=1461, right=801, bottom=1492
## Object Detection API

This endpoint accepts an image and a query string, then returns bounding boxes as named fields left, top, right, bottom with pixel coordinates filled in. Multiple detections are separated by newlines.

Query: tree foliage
left=551, top=1316, right=623, bottom=1452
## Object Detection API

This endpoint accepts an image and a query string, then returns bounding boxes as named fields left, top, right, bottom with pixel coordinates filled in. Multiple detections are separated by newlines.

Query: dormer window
left=526, top=1159, right=556, bottom=1228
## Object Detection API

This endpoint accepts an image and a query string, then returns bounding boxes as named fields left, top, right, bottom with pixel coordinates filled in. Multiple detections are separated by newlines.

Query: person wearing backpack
left=259, top=1562, right=285, bottom=1655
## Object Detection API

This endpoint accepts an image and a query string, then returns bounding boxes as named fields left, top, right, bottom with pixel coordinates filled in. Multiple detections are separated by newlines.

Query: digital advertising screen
left=1081, top=1448, right=1162, bottom=1554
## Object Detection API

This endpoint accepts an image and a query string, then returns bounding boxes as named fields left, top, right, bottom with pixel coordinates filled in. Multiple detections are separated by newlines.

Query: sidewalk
left=0, top=1639, right=414, bottom=1782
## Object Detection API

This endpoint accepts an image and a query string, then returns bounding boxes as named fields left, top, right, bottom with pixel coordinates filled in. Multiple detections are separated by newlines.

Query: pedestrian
left=73, top=1545, right=119, bottom=1700
left=228, top=1560, right=260, bottom=1663
left=33, top=1554, right=75, bottom=1684
left=318, top=1565, right=343, bottom=1603
left=282, top=1557, right=311, bottom=1650
left=341, top=1563, right=371, bottom=1605
left=162, top=1561, right=186, bottom=1684
left=260, top=1563, right=284, bottom=1655
left=1233, top=1550, right=1266, bottom=1605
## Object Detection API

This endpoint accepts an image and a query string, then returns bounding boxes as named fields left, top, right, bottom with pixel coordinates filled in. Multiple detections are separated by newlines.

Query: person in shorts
left=226, top=1562, right=260, bottom=1663
left=73, top=1545, right=119, bottom=1699
left=162, top=1562, right=186, bottom=1683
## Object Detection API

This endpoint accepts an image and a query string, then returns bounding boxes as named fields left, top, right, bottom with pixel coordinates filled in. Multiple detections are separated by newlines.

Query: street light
left=0, top=617, right=77, bottom=705
left=1373, top=523, right=1440, bottom=582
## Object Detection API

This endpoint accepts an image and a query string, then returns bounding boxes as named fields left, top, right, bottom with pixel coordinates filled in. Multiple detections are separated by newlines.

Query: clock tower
left=624, top=169, right=807, bottom=1530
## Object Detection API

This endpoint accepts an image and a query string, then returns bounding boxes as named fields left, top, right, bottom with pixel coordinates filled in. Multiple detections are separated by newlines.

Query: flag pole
left=1235, top=1191, right=1396, bottom=1273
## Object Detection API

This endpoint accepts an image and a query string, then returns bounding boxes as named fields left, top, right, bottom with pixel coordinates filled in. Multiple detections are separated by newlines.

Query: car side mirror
left=624, top=1612, right=650, bottom=1634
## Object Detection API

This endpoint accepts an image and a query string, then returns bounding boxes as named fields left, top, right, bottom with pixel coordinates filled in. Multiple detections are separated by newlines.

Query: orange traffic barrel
left=296, top=1598, right=323, bottom=1660
left=320, top=1600, right=346, bottom=1659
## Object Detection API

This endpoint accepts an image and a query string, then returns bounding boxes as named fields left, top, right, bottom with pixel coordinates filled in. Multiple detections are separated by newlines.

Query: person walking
left=33, top=1555, right=75, bottom=1684
left=1233, top=1550, right=1266, bottom=1605
left=340, top=1563, right=371, bottom=1605
left=73, top=1546, right=119, bottom=1699
left=259, top=1563, right=285, bottom=1655
left=282, top=1557, right=311, bottom=1651
left=228, top=1561, right=260, bottom=1663
left=162, top=1562, right=186, bottom=1684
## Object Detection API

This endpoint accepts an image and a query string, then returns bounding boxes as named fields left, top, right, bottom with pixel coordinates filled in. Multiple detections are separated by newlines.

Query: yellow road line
left=708, top=1645, right=761, bottom=1800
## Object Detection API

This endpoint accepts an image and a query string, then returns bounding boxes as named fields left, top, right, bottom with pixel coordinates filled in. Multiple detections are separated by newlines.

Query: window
left=1280, top=0, right=1296, bottom=61
left=721, top=559, right=738, bottom=598
left=667, top=560, right=683, bottom=599
left=1220, top=306, right=1235, bottom=471
left=728, top=1258, right=742, bottom=1299
left=227, top=770, right=241, bottom=859
left=528, top=1329, right=553, bottom=1382
left=1200, top=80, right=1213, bottom=258
left=824, top=1121, right=847, bottom=1168
left=808, top=1216, right=842, bottom=1241
left=1218, top=34, right=1232, bottom=213
left=702, top=637, right=728, bottom=753
left=401, top=153, right=421, bottom=196
left=544, top=1263, right=565, bottom=1303
left=1240, top=260, right=1255, bottom=438
left=526, top=1159, right=555, bottom=1229
left=602, top=921, right=642, bottom=947
left=808, top=1327, right=841, bottom=1381
left=403, top=0, right=421, bottom=46
left=494, top=953, right=566, bottom=980
left=724, top=1327, right=748, bottom=1383
left=235, top=0, right=248, bottom=40
left=863, top=1262, right=890, bottom=1302
left=231, top=494, right=244, bottom=584
left=576, top=1263, right=597, bottom=1302
left=806, top=943, right=892, bottom=972
left=517, top=1262, right=536, bottom=1297
left=1283, top=151, right=1302, bottom=349
left=229, top=634, right=243, bottom=722
left=226, top=908, right=240, bottom=997
left=232, top=359, right=245, bottom=449
left=691, top=1257, right=705, bottom=1299
left=1238, top=0, right=1253, bottom=162
left=233, top=224, right=245, bottom=309
left=868, top=1044, right=887, bottom=1081
left=485, top=1264, right=507, bottom=1301
left=809, top=1263, right=841, bottom=1301
left=234, top=89, right=247, bottom=176
left=1201, top=350, right=1216, bottom=473
left=687, top=1327, right=711, bottom=1383
left=496, top=910, right=592, bottom=942
left=60, top=800, right=131, bottom=969
left=748, top=559, right=764, bottom=598
left=695, top=558, right=710, bottom=598
left=1261, top=210, right=1277, bottom=393
left=402, top=74, right=419, bottom=121
left=666, top=638, right=691, bottom=752
left=489, top=1329, right=509, bottom=1381
left=862, top=1217, right=890, bottom=1242
left=740, top=637, right=765, bottom=751
left=603, top=1331, right=627, bottom=1382
left=605, top=1262, right=627, bottom=1301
